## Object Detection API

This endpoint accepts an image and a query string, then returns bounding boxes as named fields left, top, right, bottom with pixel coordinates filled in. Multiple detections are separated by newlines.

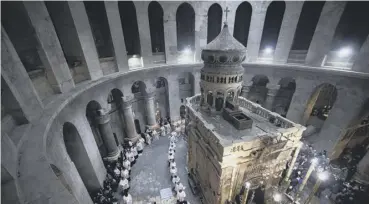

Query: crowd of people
left=90, top=116, right=188, bottom=204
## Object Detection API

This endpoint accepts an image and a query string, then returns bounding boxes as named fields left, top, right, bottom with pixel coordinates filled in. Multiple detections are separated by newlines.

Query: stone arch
left=259, top=1, right=286, bottom=56
left=1, top=165, right=21, bottom=204
left=62, top=122, right=101, bottom=193
left=148, top=1, right=165, bottom=53
left=207, top=3, right=223, bottom=43
left=85, top=100, right=105, bottom=157
left=248, top=75, right=270, bottom=104
left=332, top=98, right=369, bottom=159
left=273, top=77, right=296, bottom=117
left=131, top=81, right=147, bottom=95
left=234, top=1, right=252, bottom=47
left=118, top=1, right=141, bottom=55
left=176, top=3, right=195, bottom=51
left=302, top=83, right=337, bottom=135
left=215, top=90, right=225, bottom=111
left=155, top=77, right=170, bottom=120
left=226, top=88, right=237, bottom=102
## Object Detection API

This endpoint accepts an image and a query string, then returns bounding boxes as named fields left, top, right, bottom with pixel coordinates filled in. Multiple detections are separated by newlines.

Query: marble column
left=274, top=1, right=304, bottom=64
left=144, top=93, right=157, bottom=127
left=193, top=3, right=208, bottom=62
left=354, top=150, right=369, bottom=185
left=96, top=109, right=119, bottom=161
left=104, top=1, right=129, bottom=72
left=246, top=1, right=271, bottom=62
left=162, top=2, right=179, bottom=64
left=1, top=28, right=44, bottom=122
left=68, top=1, right=103, bottom=80
left=305, top=1, right=346, bottom=67
left=121, top=99, right=140, bottom=142
left=168, top=74, right=181, bottom=121
left=193, top=72, right=201, bottom=95
left=134, top=1, right=153, bottom=67
left=23, top=1, right=75, bottom=93
left=352, top=36, right=369, bottom=73
left=263, top=84, right=280, bottom=111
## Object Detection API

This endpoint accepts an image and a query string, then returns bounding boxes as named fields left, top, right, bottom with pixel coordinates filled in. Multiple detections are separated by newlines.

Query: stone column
left=263, top=84, right=280, bottom=111
left=354, top=150, right=369, bottom=185
left=144, top=93, right=157, bottom=127
left=1, top=28, right=44, bottom=122
left=96, top=109, right=119, bottom=161
left=352, top=36, right=369, bottom=73
left=274, top=1, right=304, bottom=64
left=246, top=1, right=271, bottom=62
left=121, top=99, right=140, bottom=142
left=68, top=1, right=103, bottom=80
left=104, top=1, right=129, bottom=72
left=305, top=2, right=346, bottom=67
left=168, top=74, right=181, bottom=121
left=193, top=72, right=201, bottom=95
left=162, top=2, right=179, bottom=64
left=23, top=1, right=75, bottom=93
left=134, top=1, right=153, bottom=67
left=241, top=83, right=253, bottom=99
left=193, top=2, right=208, bottom=62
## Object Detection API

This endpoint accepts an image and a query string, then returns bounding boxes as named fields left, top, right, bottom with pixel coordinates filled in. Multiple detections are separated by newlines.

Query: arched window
left=148, top=1, right=165, bottom=53
left=118, top=1, right=141, bottom=55
left=259, top=1, right=285, bottom=54
left=207, top=3, right=223, bottom=43
left=233, top=1, right=252, bottom=46
left=176, top=3, right=195, bottom=51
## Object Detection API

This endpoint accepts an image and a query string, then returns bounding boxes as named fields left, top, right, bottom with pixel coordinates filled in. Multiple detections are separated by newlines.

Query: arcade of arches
left=1, top=1, right=369, bottom=204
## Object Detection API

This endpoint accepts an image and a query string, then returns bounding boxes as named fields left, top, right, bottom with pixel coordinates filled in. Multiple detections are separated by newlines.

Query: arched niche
left=85, top=100, right=106, bottom=157
left=148, top=1, right=165, bottom=54
left=118, top=1, right=141, bottom=56
left=131, top=81, right=147, bottom=96
left=215, top=91, right=225, bottom=111
left=233, top=1, right=252, bottom=47
left=302, top=83, right=337, bottom=137
left=273, top=77, right=296, bottom=117
left=62, top=122, right=101, bottom=193
left=155, top=77, right=170, bottom=120
left=176, top=3, right=195, bottom=52
left=259, top=1, right=285, bottom=57
left=107, top=88, right=125, bottom=145
left=207, top=3, right=223, bottom=43
left=248, top=75, right=270, bottom=104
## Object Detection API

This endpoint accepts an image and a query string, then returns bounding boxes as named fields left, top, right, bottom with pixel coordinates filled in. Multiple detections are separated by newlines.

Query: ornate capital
left=96, top=108, right=111, bottom=124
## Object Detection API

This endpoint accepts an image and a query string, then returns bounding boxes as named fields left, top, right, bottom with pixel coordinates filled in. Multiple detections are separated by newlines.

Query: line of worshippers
left=91, top=117, right=185, bottom=204
left=168, top=120, right=189, bottom=204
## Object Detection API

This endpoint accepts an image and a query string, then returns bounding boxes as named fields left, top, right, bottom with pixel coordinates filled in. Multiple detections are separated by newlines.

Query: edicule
left=185, top=23, right=306, bottom=204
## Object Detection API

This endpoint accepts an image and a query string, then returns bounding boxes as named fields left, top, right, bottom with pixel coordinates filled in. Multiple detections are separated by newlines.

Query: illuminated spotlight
left=245, top=182, right=251, bottom=188
left=311, top=157, right=319, bottom=165
left=317, top=171, right=329, bottom=181
left=273, top=193, right=282, bottom=202
left=183, top=47, right=192, bottom=55
left=128, top=55, right=143, bottom=68
left=337, top=47, right=352, bottom=58
left=264, top=47, right=273, bottom=54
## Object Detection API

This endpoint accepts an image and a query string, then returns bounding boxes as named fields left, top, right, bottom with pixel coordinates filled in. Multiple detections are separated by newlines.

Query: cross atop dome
left=224, top=7, right=230, bottom=26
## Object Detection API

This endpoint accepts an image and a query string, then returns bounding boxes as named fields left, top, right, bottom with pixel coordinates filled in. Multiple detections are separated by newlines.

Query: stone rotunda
left=186, top=24, right=306, bottom=204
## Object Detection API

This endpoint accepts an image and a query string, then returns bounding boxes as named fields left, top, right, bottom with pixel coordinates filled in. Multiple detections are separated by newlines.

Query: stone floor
left=129, top=135, right=200, bottom=204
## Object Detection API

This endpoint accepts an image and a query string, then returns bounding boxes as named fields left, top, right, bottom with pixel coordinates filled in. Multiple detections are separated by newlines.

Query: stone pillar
left=104, top=1, right=129, bottom=72
left=241, top=83, right=253, bottom=99
left=286, top=79, right=316, bottom=124
left=1, top=28, right=44, bottom=122
left=23, top=1, right=75, bottom=93
left=354, top=150, right=369, bottom=185
left=274, top=1, right=304, bottom=64
left=96, top=109, right=120, bottom=161
left=168, top=74, right=181, bottom=121
left=121, top=99, right=140, bottom=142
left=246, top=1, right=270, bottom=62
left=162, top=2, right=179, bottom=64
left=134, top=1, right=153, bottom=67
left=68, top=1, right=103, bottom=80
left=144, top=93, right=157, bottom=127
left=193, top=72, right=201, bottom=95
left=305, top=2, right=346, bottom=67
left=263, top=84, right=280, bottom=110
left=193, top=3, right=208, bottom=62
left=352, top=36, right=369, bottom=73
